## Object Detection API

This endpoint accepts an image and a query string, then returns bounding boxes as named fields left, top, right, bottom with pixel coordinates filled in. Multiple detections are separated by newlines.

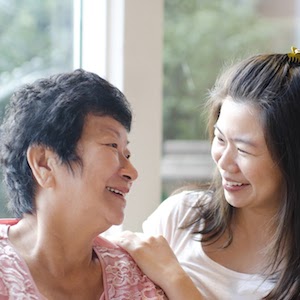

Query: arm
left=114, top=231, right=204, bottom=300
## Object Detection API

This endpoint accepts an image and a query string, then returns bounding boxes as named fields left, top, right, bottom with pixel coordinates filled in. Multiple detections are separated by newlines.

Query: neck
left=8, top=214, right=100, bottom=276
left=232, top=207, right=277, bottom=243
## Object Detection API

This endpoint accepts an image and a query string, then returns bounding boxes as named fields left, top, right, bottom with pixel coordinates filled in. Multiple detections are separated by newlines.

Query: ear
left=26, top=145, right=57, bottom=188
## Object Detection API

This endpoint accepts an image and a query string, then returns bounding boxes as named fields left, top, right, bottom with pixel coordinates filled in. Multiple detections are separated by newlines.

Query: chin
left=112, top=214, right=125, bottom=226
left=224, top=196, right=241, bottom=208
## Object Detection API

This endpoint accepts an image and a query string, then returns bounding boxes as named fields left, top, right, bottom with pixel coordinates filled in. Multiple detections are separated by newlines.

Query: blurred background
left=0, top=0, right=298, bottom=230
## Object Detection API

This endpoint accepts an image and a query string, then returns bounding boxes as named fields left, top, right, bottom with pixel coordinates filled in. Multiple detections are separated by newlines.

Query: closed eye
left=214, top=134, right=225, bottom=144
left=237, top=148, right=250, bottom=155
left=106, top=143, right=131, bottom=159
left=213, top=127, right=225, bottom=144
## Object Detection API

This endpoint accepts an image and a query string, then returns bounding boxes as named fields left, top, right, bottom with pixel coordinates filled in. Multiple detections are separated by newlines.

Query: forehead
left=82, top=114, right=128, bottom=140
left=217, top=98, right=264, bottom=139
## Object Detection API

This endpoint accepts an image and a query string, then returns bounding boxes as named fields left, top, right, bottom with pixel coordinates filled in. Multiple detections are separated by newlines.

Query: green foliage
left=0, top=0, right=73, bottom=73
left=163, top=0, right=290, bottom=140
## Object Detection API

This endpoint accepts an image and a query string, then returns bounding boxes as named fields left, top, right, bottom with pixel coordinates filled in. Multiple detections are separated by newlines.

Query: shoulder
left=0, top=220, right=20, bottom=239
left=143, top=190, right=211, bottom=236
left=93, top=236, right=167, bottom=299
left=0, top=224, right=9, bottom=239
left=94, top=235, right=150, bottom=271
left=0, top=229, right=40, bottom=299
left=152, top=190, right=205, bottom=215
left=93, top=235, right=133, bottom=263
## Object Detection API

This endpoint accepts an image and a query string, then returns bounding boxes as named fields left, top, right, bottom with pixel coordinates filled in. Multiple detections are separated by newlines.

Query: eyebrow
left=214, top=125, right=258, bottom=148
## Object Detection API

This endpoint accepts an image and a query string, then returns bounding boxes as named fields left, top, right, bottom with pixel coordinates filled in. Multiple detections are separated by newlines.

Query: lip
left=222, top=178, right=249, bottom=192
left=106, top=186, right=129, bottom=198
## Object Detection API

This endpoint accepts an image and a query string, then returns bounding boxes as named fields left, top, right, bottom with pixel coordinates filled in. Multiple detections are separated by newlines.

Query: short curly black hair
left=0, top=69, right=132, bottom=217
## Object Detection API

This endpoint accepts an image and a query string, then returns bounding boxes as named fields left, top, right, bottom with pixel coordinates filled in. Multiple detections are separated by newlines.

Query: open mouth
left=226, top=181, right=243, bottom=187
left=106, top=187, right=125, bottom=197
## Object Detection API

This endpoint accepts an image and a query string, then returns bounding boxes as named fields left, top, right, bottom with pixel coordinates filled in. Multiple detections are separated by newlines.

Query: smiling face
left=211, top=97, right=283, bottom=213
left=53, top=114, right=138, bottom=231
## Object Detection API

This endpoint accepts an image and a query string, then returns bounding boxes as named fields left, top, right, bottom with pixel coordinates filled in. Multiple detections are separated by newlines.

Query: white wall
left=78, top=0, right=164, bottom=232
left=122, top=0, right=164, bottom=231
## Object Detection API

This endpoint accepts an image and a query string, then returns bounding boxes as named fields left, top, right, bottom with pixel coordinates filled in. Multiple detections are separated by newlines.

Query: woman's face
left=52, top=115, right=138, bottom=231
left=211, top=97, right=283, bottom=213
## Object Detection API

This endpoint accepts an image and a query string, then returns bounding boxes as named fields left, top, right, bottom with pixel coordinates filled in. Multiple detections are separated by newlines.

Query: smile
left=226, top=181, right=243, bottom=187
left=106, top=187, right=125, bottom=197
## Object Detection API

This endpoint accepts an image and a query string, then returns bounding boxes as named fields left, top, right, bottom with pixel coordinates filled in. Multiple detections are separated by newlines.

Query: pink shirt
left=0, top=222, right=166, bottom=299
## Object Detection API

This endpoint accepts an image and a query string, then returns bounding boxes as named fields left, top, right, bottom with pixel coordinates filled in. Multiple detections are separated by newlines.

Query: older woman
left=0, top=70, right=201, bottom=299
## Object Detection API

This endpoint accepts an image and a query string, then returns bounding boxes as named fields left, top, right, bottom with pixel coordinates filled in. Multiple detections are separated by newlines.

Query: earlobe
left=27, top=145, right=56, bottom=188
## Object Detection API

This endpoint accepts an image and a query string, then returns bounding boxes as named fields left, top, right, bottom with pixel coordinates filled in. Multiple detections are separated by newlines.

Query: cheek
left=97, top=150, right=120, bottom=166
left=237, top=160, right=261, bottom=182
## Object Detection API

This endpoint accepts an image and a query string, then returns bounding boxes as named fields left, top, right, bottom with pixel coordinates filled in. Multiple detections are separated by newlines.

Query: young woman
left=119, top=47, right=300, bottom=300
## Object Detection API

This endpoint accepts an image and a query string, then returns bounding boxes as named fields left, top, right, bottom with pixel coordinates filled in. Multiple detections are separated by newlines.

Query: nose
left=212, top=144, right=238, bottom=173
left=120, top=158, right=139, bottom=182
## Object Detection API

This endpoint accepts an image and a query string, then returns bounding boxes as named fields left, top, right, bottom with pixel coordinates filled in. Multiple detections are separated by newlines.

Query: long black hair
left=185, top=53, right=300, bottom=299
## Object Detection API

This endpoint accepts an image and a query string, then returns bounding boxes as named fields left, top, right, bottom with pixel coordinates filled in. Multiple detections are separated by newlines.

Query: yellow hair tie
left=287, top=46, right=300, bottom=63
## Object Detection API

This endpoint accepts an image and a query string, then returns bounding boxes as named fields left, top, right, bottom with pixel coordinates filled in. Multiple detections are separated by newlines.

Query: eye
left=217, top=136, right=224, bottom=143
left=214, top=134, right=225, bottom=144
left=107, top=143, right=118, bottom=148
left=237, top=148, right=249, bottom=155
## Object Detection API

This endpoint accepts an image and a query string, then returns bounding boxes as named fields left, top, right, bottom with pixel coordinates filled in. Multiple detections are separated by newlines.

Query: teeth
left=227, top=181, right=243, bottom=187
left=106, top=187, right=125, bottom=196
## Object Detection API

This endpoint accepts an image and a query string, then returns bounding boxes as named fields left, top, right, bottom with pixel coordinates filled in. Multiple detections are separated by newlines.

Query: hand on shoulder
left=111, top=231, right=204, bottom=300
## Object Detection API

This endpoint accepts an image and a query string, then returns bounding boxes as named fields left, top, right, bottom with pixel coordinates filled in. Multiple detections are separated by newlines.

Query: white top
left=143, top=191, right=275, bottom=300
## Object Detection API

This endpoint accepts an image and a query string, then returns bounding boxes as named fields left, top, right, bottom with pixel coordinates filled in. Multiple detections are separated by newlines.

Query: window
left=0, top=1, right=163, bottom=232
